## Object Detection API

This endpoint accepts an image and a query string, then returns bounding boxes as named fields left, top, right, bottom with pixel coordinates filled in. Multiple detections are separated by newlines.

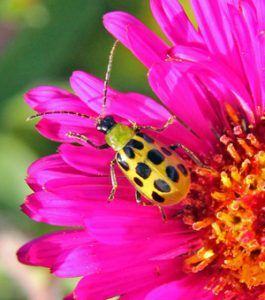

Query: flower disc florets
left=183, top=105, right=265, bottom=298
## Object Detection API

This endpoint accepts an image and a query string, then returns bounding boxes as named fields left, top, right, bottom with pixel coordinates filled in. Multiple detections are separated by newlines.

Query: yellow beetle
left=91, top=116, right=191, bottom=206
left=29, top=41, right=204, bottom=213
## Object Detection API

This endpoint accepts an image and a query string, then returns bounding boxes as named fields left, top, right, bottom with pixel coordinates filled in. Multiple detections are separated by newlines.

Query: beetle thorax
left=105, top=123, right=134, bottom=151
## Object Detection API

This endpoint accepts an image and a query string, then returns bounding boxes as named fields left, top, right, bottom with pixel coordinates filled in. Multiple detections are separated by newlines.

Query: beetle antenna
left=102, top=40, right=119, bottom=118
left=26, top=111, right=97, bottom=121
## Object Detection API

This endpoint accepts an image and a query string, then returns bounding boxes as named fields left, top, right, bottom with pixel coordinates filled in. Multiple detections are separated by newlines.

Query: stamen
left=247, top=133, right=260, bottom=148
left=183, top=113, right=265, bottom=297
left=237, top=138, right=254, bottom=157
left=221, top=171, right=232, bottom=188
left=227, top=143, right=241, bottom=162
left=230, top=166, right=241, bottom=182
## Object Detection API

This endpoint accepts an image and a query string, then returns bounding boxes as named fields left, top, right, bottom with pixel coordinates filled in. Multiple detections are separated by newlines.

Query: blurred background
left=0, top=0, right=194, bottom=299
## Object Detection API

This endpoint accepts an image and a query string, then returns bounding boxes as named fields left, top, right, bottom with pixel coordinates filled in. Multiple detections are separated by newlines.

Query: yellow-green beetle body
left=98, top=116, right=191, bottom=206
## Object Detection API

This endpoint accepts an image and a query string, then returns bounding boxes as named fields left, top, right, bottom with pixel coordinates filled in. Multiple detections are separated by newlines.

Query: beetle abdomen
left=116, top=131, right=191, bottom=206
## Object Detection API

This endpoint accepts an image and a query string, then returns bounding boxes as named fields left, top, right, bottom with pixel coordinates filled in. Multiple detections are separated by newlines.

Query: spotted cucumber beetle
left=29, top=41, right=205, bottom=213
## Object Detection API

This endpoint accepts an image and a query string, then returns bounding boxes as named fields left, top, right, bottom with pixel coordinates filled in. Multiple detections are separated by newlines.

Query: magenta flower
left=18, top=1, right=265, bottom=299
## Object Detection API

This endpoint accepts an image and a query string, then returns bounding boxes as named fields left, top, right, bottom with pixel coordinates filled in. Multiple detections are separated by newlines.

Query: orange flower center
left=182, top=104, right=265, bottom=298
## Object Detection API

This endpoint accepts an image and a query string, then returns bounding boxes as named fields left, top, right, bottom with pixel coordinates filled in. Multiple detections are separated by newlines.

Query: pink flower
left=18, top=1, right=265, bottom=299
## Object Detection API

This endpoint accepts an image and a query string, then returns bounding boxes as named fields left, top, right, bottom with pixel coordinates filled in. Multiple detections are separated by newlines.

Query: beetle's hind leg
left=135, top=190, right=142, bottom=205
left=108, top=159, right=118, bottom=202
left=135, top=191, right=166, bottom=221
left=170, top=143, right=208, bottom=168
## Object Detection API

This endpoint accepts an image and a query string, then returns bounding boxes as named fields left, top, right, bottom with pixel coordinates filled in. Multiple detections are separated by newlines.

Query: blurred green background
left=0, top=0, right=194, bottom=299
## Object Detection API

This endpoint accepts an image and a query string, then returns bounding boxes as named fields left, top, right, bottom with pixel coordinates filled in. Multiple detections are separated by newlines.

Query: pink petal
left=22, top=177, right=134, bottom=226
left=59, top=144, right=114, bottom=175
left=189, top=0, right=245, bottom=77
left=35, top=118, right=98, bottom=143
left=166, top=45, right=255, bottom=123
left=148, top=62, right=216, bottom=153
left=22, top=192, right=88, bottom=226
left=18, top=228, right=185, bottom=279
left=45, top=176, right=133, bottom=201
left=25, top=86, right=80, bottom=109
left=74, top=259, right=183, bottom=300
left=26, top=154, right=83, bottom=191
left=189, top=1, right=233, bottom=55
left=70, top=71, right=171, bottom=126
left=25, top=86, right=98, bottom=142
left=17, top=230, right=91, bottom=273
left=257, top=0, right=265, bottom=31
left=145, top=276, right=219, bottom=300
left=161, top=53, right=255, bottom=123
left=103, top=12, right=169, bottom=68
left=188, top=60, right=256, bottom=122
left=84, top=207, right=198, bottom=246
left=150, top=0, right=203, bottom=45
left=228, top=4, right=263, bottom=113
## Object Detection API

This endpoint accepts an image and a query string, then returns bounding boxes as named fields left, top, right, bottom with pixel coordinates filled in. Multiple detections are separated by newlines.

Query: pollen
left=183, top=105, right=265, bottom=298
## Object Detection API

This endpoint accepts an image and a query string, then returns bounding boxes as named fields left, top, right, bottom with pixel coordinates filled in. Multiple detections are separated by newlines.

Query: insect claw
left=129, top=120, right=138, bottom=130
left=66, top=131, right=73, bottom=137
left=158, top=206, right=167, bottom=222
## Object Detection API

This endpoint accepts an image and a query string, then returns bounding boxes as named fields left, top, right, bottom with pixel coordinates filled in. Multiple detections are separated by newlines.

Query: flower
left=17, top=0, right=265, bottom=299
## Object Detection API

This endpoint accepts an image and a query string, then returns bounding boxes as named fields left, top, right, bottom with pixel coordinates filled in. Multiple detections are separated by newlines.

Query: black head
left=96, top=115, right=116, bottom=134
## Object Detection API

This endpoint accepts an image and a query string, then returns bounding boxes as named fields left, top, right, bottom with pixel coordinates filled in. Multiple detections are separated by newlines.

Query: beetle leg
left=135, top=191, right=151, bottom=205
left=158, top=206, right=167, bottom=222
left=170, top=143, right=208, bottom=168
left=66, top=132, right=110, bottom=149
left=135, top=115, right=198, bottom=137
left=135, top=115, right=175, bottom=132
left=135, top=190, right=142, bottom=204
left=108, top=159, right=118, bottom=201
left=135, top=191, right=167, bottom=221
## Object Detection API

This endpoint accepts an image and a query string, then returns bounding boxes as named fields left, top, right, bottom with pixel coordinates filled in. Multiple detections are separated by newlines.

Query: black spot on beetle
left=136, top=132, right=154, bottom=143
left=161, top=147, right=172, bottom=156
left=147, top=149, right=165, bottom=165
left=152, top=191, right=165, bottom=203
left=177, top=164, right=188, bottom=176
left=134, top=177, right=143, bottom=187
left=127, top=139, right=144, bottom=150
left=123, top=146, right=135, bottom=158
left=117, top=153, right=129, bottom=171
left=154, top=179, right=171, bottom=193
left=136, top=163, right=151, bottom=179
left=166, top=166, right=179, bottom=182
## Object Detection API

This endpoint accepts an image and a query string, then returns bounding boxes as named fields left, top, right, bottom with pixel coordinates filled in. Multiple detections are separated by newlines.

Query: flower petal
left=17, top=230, right=91, bottom=274
left=149, top=62, right=217, bottom=153
left=150, top=0, right=203, bottom=45
left=74, top=259, right=183, bottom=300
left=103, top=12, right=169, bottom=68
left=22, top=176, right=134, bottom=227
left=84, top=206, right=198, bottom=246
left=59, top=144, right=114, bottom=175
left=228, top=3, right=264, bottom=113
left=145, top=276, right=218, bottom=300
left=70, top=71, right=171, bottom=126
left=25, top=86, right=80, bottom=109
left=25, top=86, right=97, bottom=142
left=189, top=0, right=233, bottom=55
left=18, top=229, right=185, bottom=279
left=26, top=154, right=83, bottom=191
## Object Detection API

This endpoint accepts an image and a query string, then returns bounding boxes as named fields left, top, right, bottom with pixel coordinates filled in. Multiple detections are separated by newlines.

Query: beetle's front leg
left=108, top=159, right=118, bottom=201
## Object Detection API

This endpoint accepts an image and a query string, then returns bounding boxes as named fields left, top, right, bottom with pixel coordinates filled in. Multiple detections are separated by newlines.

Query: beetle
left=29, top=41, right=205, bottom=213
